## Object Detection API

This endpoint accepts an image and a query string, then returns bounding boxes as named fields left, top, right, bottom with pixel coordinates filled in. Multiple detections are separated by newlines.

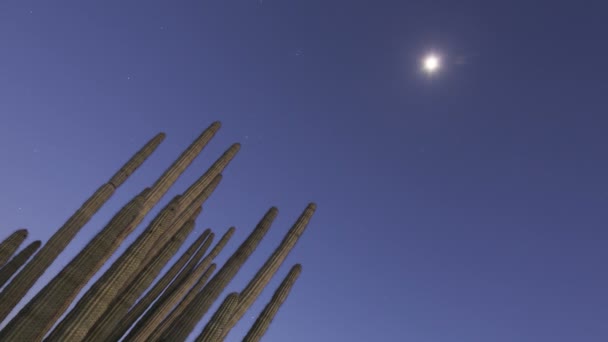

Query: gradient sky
left=1, top=1, right=608, bottom=341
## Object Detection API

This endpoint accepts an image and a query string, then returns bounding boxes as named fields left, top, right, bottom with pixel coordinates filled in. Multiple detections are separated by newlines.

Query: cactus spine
left=0, top=240, right=41, bottom=289
left=158, top=207, right=278, bottom=341
left=0, top=229, right=28, bottom=268
left=0, top=133, right=164, bottom=322
left=241, top=264, right=302, bottom=342
left=195, top=292, right=240, bottom=342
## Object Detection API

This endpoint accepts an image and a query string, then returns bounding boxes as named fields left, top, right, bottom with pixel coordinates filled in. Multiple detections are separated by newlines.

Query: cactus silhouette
left=196, top=292, right=240, bottom=342
left=0, top=133, right=164, bottom=322
left=108, top=229, right=213, bottom=341
left=0, top=240, right=41, bottom=289
left=219, top=203, right=316, bottom=339
left=0, top=189, right=148, bottom=341
left=242, top=264, right=302, bottom=342
left=127, top=227, right=234, bottom=342
left=158, top=207, right=278, bottom=341
left=0, top=229, right=28, bottom=268
left=0, top=125, right=314, bottom=342
left=83, top=217, right=197, bottom=341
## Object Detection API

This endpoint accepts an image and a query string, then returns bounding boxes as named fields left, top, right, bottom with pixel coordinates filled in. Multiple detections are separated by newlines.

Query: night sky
left=1, top=1, right=608, bottom=341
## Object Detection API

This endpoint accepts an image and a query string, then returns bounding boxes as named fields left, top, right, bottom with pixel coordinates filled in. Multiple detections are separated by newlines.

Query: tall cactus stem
left=0, top=240, right=41, bottom=289
left=195, top=293, right=239, bottom=342
left=0, top=229, right=28, bottom=268
left=158, top=207, right=278, bottom=341
left=242, top=264, right=302, bottom=342
left=128, top=227, right=234, bottom=342
left=0, top=132, right=164, bottom=322
left=107, top=229, right=212, bottom=341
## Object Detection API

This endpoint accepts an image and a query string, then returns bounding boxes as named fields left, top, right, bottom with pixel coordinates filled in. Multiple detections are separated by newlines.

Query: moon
left=422, top=54, right=441, bottom=74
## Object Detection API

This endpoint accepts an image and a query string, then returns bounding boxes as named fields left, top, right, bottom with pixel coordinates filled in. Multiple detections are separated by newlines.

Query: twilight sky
left=1, top=1, right=608, bottom=341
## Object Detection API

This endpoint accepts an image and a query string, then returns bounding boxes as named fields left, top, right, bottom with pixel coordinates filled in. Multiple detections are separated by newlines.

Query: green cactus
left=158, top=207, right=278, bottom=342
left=0, top=240, right=41, bottom=289
left=127, top=227, right=235, bottom=342
left=0, top=229, right=28, bottom=268
left=241, top=264, right=302, bottom=342
left=195, top=292, right=240, bottom=342
left=0, top=132, right=164, bottom=322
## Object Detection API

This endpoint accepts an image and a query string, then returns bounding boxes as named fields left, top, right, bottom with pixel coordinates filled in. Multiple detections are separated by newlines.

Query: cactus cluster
left=0, top=122, right=315, bottom=342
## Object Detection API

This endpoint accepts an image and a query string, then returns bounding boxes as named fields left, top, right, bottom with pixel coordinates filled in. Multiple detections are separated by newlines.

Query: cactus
left=0, top=133, right=164, bottom=322
left=219, top=203, right=316, bottom=338
left=158, top=207, right=278, bottom=341
left=149, top=263, right=217, bottom=340
left=46, top=195, right=182, bottom=341
left=0, top=240, right=41, bottom=289
left=0, top=126, right=315, bottom=342
left=0, top=189, right=148, bottom=341
left=195, top=292, right=240, bottom=342
left=46, top=124, right=226, bottom=341
left=144, top=174, right=222, bottom=260
left=83, top=218, right=197, bottom=341
left=241, top=264, right=302, bottom=342
left=0, top=229, right=28, bottom=268
left=107, top=229, right=213, bottom=341
left=143, top=121, right=221, bottom=208
left=127, top=227, right=235, bottom=342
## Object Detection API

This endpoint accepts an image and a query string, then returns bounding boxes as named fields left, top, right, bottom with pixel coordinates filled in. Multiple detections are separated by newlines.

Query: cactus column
left=0, top=229, right=28, bottom=268
left=158, top=207, right=279, bottom=342
left=127, top=227, right=235, bottom=342
left=0, top=133, right=164, bottom=322
left=45, top=123, right=224, bottom=341
left=195, top=292, right=240, bottom=342
left=83, top=217, right=200, bottom=341
left=108, top=229, right=214, bottom=341
left=0, top=240, right=41, bottom=289
left=0, top=189, right=149, bottom=341
left=241, top=264, right=302, bottom=342
left=218, top=203, right=316, bottom=340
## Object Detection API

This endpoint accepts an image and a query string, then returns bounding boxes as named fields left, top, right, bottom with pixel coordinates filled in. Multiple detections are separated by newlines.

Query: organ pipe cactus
left=0, top=240, right=41, bottom=289
left=195, top=292, right=240, bottom=342
left=0, top=189, right=149, bottom=342
left=149, top=263, right=218, bottom=340
left=127, top=227, right=235, bottom=342
left=219, top=203, right=316, bottom=338
left=241, top=264, right=303, bottom=342
left=0, top=133, right=164, bottom=322
left=0, top=229, right=28, bottom=268
left=83, top=217, right=198, bottom=341
left=158, top=207, right=279, bottom=341
left=0, top=124, right=315, bottom=342
left=108, top=229, right=213, bottom=341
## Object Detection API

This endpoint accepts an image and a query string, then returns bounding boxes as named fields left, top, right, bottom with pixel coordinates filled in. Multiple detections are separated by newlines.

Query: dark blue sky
left=1, top=1, right=607, bottom=341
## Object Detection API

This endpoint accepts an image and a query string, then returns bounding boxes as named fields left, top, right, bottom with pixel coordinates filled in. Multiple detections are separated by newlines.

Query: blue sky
left=1, top=1, right=607, bottom=341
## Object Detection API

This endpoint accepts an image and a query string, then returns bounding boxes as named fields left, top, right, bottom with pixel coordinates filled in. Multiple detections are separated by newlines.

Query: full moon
left=422, top=54, right=440, bottom=74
